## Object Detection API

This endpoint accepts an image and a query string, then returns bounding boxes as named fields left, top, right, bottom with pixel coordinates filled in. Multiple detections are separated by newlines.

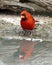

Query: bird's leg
left=19, top=30, right=32, bottom=36
left=18, top=30, right=30, bottom=36
left=23, top=30, right=31, bottom=36
left=19, top=30, right=25, bottom=36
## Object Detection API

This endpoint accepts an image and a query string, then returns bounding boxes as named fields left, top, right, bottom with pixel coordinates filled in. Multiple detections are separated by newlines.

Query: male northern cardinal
left=20, top=10, right=35, bottom=30
left=20, top=10, right=39, bottom=35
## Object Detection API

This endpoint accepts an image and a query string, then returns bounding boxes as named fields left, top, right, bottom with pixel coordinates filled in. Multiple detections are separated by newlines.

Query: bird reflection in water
left=19, top=40, right=35, bottom=60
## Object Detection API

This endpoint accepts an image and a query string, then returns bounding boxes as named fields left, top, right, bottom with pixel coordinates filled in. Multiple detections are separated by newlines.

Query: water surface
left=0, top=38, right=52, bottom=65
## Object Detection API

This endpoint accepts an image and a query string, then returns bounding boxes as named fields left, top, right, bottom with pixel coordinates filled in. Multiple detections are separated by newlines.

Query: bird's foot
left=18, top=30, right=25, bottom=36
left=19, top=30, right=32, bottom=36
left=23, top=30, right=31, bottom=36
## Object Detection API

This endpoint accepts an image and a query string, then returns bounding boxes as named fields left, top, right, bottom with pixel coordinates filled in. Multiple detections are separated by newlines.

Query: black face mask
left=21, top=14, right=26, bottom=21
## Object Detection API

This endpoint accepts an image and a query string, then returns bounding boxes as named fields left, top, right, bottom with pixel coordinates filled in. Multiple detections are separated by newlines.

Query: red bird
left=20, top=10, right=35, bottom=30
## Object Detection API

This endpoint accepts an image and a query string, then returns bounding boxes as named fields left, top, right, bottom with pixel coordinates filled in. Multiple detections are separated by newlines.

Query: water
left=0, top=38, right=52, bottom=65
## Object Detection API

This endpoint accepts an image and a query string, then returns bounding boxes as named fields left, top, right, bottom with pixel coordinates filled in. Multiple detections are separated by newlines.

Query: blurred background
left=0, top=0, right=52, bottom=65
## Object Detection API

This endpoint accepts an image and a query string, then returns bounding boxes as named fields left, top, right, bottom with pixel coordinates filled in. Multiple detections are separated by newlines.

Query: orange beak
left=20, top=15, right=25, bottom=19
